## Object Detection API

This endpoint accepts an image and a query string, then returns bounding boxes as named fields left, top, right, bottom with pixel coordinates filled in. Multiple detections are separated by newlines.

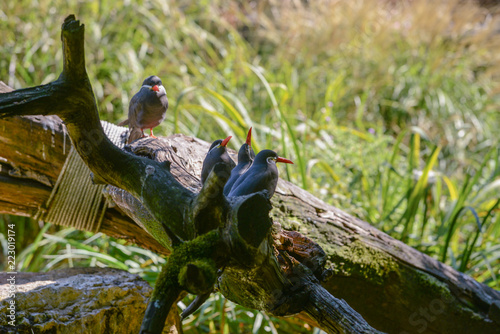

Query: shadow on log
left=0, top=14, right=499, bottom=334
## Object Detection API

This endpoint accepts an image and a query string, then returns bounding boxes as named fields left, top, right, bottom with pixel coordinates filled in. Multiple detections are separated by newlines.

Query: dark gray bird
left=200, top=136, right=236, bottom=184
left=228, top=149, right=293, bottom=198
left=223, top=127, right=255, bottom=196
left=118, top=75, right=168, bottom=144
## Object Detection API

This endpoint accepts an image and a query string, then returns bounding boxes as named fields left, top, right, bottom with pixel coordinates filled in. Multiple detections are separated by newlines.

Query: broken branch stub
left=191, top=162, right=232, bottom=235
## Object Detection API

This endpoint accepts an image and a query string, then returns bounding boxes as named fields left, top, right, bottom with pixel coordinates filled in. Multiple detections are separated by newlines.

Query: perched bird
left=118, top=75, right=168, bottom=144
left=223, top=128, right=255, bottom=196
left=228, top=149, right=293, bottom=198
left=200, top=136, right=236, bottom=184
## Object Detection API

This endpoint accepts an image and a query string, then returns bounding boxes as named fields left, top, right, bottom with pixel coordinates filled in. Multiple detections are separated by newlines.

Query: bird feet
left=139, top=134, right=157, bottom=139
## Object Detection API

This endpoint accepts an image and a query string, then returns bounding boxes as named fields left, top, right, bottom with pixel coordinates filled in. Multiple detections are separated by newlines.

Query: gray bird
left=200, top=136, right=236, bottom=184
left=228, top=149, right=293, bottom=199
left=119, top=75, right=168, bottom=144
left=223, top=127, right=255, bottom=196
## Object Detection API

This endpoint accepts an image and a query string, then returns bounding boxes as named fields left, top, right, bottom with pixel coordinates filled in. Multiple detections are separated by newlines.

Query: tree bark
left=0, top=268, right=153, bottom=334
left=0, top=15, right=499, bottom=334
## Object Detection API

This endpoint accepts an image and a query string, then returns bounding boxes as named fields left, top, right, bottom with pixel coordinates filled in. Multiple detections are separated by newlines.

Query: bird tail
left=127, top=127, right=143, bottom=144
left=117, top=119, right=129, bottom=126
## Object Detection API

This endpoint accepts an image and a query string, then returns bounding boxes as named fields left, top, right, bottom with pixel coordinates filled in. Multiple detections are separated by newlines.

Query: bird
left=227, top=149, right=293, bottom=198
left=223, top=127, right=255, bottom=196
left=118, top=75, right=168, bottom=144
left=200, top=136, right=236, bottom=184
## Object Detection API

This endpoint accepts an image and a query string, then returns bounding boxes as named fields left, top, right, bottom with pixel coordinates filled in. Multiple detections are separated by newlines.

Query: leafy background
left=1, top=0, right=499, bottom=333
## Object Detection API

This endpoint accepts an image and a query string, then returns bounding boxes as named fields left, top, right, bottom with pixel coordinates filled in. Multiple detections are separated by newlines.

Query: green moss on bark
left=329, top=240, right=399, bottom=285
left=152, top=230, right=221, bottom=301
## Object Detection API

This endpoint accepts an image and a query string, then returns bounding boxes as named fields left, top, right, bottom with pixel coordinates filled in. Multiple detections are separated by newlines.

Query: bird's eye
left=267, top=157, right=277, bottom=164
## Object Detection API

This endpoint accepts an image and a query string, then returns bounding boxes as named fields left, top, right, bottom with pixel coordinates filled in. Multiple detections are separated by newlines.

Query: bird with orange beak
left=223, top=128, right=255, bottom=195
left=228, top=149, right=293, bottom=199
left=119, top=75, right=168, bottom=144
left=200, top=136, right=236, bottom=184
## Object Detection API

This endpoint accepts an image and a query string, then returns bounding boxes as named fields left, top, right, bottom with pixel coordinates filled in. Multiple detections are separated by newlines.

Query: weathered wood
left=0, top=268, right=152, bottom=334
left=0, top=116, right=168, bottom=255
left=0, top=115, right=67, bottom=187
left=0, top=15, right=499, bottom=334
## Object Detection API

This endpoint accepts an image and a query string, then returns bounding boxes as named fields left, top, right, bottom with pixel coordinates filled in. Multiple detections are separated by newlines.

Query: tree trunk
left=0, top=15, right=499, bottom=334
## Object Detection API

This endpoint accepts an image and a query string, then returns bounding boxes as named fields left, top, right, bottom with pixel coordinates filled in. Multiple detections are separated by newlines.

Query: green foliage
left=0, top=220, right=165, bottom=283
left=1, top=0, right=499, bottom=331
left=180, top=293, right=315, bottom=334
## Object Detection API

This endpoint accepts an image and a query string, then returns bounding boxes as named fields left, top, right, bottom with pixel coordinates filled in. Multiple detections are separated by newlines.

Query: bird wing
left=124, top=92, right=146, bottom=144
left=117, top=118, right=129, bottom=126
left=127, top=91, right=144, bottom=129
left=223, top=162, right=251, bottom=196
left=228, top=164, right=263, bottom=197
left=227, top=169, right=248, bottom=196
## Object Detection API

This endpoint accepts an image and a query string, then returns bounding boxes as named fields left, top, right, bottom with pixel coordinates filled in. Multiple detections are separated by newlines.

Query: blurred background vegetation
left=1, top=0, right=499, bottom=332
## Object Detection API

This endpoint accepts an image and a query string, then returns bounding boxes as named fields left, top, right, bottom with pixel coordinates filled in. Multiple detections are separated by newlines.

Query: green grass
left=1, top=0, right=499, bottom=331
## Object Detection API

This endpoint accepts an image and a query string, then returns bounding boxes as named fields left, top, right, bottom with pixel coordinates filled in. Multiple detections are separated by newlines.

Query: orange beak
left=277, top=157, right=293, bottom=164
left=221, top=136, right=232, bottom=147
left=246, top=127, right=252, bottom=146
left=151, top=85, right=160, bottom=92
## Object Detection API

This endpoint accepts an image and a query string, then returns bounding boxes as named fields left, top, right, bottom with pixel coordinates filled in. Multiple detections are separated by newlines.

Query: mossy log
left=0, top=15, right=499, bottom=334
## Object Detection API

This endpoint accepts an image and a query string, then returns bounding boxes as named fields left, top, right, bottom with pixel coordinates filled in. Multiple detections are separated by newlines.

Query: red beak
left=277, top=157, right=293, bottom=164
left=246, top=127, right=252, bottom=146
left=151, top=85, right=160, bottom=92
left=221, top=136, right=232, bottom=147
